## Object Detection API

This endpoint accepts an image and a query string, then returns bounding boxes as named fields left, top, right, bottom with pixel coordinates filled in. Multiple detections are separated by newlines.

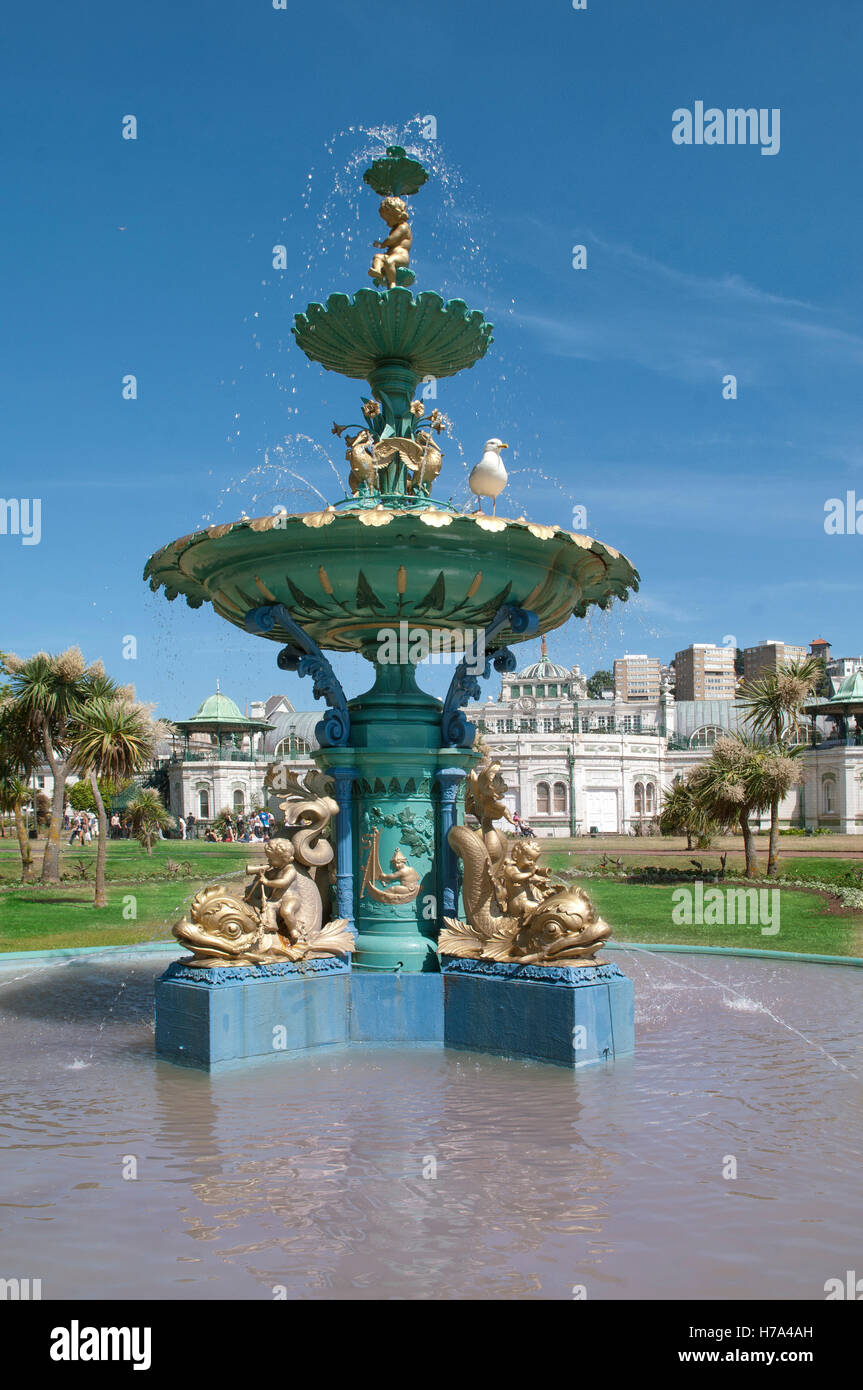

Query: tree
left=689, top=735, right=801, bottom=878
left=738, top=656, right=822, bottom=877
left=658, top=776, right=718, bottom=850
left=68, top=694, right=159, bottom=905
left=125, top=788, right=175, bottom=856
left=586, top=669, right=614, bottom=700
left=1, top=649, right=103, bottom=883
left=68, top=775, right=131, bottom=815
left=0, top=698, right=41, bottom=879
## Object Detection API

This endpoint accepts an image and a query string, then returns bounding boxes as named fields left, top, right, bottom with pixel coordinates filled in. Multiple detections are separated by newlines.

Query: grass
left=580, top=881, right=863, bottom=958
left=0, top=840, right=263, bottom=953
left=0, top=838, right=254, bottom=885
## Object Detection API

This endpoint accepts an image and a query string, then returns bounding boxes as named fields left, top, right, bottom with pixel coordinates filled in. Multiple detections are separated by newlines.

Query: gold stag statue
left=173, top=768, right=354, bottom=967
left=440, top=757, right=612, bottom=966
left=369, top=196, right=412, bottom=288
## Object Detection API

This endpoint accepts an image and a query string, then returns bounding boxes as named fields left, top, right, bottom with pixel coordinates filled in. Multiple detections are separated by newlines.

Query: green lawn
left=0, top=841, right=262, bottom=953
left=585, top=880, right=863, bottom=958
left=0, top=838, right=255, bottom=885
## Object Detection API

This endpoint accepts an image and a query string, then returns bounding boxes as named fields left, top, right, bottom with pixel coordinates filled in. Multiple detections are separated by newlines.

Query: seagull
left=469, top=438, right=509, bottom=513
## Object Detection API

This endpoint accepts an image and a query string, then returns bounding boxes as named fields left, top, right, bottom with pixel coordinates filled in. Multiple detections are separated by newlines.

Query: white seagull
left=469, top=438, right=509, bottom=514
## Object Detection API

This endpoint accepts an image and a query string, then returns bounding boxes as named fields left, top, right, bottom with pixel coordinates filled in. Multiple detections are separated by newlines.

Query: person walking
left=178, top=815, right=186, bottom=841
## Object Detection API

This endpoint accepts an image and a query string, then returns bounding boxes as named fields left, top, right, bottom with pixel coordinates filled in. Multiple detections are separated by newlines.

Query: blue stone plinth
left=349, top=971, right=443, bottom=1043
left=155, top=957, right=350, bottom=1070
left=441, top=958, right=635, bottom=1069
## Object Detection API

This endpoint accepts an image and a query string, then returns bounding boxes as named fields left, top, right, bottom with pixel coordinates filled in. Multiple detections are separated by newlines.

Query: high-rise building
left=614, top=654, right=661, bottom=702
left=743, top=640, right=808, bottom=684
left=673, top=643, right=737, bottom=700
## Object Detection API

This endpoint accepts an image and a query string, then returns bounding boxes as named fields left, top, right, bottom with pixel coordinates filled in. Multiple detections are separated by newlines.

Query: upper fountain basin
left=144, top=507, right=639, bottom=656
left=292, top=287, right=493, bottom=381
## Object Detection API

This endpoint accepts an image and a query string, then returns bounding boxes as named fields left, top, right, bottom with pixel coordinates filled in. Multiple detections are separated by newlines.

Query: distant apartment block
left=743, top=640, right=808, bottom=684
left=827, top=655, right=863, bottom=684
left=614, top=654, right=661, bottom=702
left=673, top=643, right=737, bottom=701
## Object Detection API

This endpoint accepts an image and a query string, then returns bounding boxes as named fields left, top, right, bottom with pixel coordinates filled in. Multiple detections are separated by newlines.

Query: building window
left=233, top=789, right=245, bottom=814
left=690, top=726, right=725, bottom=749
left=536, top=782, right=550, bottom=815
left=822, top=778, right=835, bottom=815
left=198, top=789, right=210, bottom=819
left=511, top=686, right=519, bottom=698
left=645, top=782, right=656, bottom=814
left=634, top=781, right=644, bottom=815
left=548, top=684, right=558, bottom=698
left=553, top=781, right=567, bottom=813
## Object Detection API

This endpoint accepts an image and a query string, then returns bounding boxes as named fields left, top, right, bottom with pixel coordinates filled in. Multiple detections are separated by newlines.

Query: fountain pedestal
left=441, top=959, right=635, bottom=1069
left=319, top=662, right=475, bottom=972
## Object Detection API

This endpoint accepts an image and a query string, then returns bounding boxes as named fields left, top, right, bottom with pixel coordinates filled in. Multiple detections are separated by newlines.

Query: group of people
left=178, top=809, right=275, bottom=844
left=64, top=809, right=134, bottom=843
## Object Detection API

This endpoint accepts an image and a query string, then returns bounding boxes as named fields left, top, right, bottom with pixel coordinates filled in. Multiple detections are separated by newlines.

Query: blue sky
left=2, top=0, right=861, bottom=719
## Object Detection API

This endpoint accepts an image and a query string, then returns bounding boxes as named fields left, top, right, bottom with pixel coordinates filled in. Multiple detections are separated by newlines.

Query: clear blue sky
left=2, top=0, right=861, bottom=719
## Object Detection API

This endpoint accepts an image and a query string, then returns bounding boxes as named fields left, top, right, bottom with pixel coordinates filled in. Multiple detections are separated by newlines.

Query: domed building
left=166, top=687, right=273, bottom=825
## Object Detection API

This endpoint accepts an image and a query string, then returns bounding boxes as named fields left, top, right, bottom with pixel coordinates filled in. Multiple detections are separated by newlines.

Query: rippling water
left=0, top=949, right=860, bottom=1300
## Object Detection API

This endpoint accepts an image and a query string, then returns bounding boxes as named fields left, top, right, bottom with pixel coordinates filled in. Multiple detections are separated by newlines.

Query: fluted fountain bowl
left=144, top=505, right=639, bottom=655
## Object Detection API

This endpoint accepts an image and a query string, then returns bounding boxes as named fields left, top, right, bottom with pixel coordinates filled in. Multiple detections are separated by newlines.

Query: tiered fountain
left=147, top=144, right=639, bottom=1069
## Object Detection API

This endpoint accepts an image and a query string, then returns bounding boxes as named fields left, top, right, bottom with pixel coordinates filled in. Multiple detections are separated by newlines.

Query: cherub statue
left=499, top=838, right=553, bottom=919
left=369, top=197, right=412, bottom=289
left=379, top=848, right=421, bottom=902
left=244, top=838, right=303, bottom=944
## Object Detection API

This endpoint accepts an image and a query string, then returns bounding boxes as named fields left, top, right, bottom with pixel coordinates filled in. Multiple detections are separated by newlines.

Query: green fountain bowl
left=144, top=507, right=639, bottom=655
left=292, top=287, right=492, bottom=381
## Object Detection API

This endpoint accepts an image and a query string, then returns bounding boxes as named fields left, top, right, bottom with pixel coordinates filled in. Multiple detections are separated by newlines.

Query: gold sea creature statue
left=369, top=196, right=412, bottom=288
left=173, top=768, right=354, bottom=966
left=439, top=756, right=612, bottom=966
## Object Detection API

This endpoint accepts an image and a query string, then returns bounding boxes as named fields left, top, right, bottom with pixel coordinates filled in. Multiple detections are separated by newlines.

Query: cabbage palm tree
left=1, top=649, right=102, bottom=883
left=68, top=694, right=158, bottom=907
left=738, top=656, right=822, bottom=877
left=689, top=735, right=802, bottom=878
left=0, top=698, right=41, bottom=879
left=125, top=788, right=175, bottom=856
left=658, top=775, right=718, bottom=850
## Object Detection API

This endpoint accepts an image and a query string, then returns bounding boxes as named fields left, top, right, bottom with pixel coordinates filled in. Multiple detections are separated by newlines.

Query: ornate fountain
left=148, top=142, right=639, bottom=1066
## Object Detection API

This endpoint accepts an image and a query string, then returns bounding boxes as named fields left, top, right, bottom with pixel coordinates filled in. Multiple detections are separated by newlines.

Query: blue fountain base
left=155, top=958, right=351, bottom=1069
left=154, top=957, right=633, bottom=1071
left=441, top=958, right=635, bottom=1069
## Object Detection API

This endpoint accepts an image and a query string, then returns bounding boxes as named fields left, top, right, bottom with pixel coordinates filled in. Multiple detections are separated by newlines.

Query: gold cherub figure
left=369, top=197, right=412, bottom=289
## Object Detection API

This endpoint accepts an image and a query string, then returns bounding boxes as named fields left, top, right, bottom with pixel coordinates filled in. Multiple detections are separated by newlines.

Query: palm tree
left=0, top=699, right=41, bottom=879
left=738, top=656, right=822, bottom=877
left=689, top=735, right=802, bottom=878
left=126, top=788, right=175, bottom=856
left=68, top=693, right=158, bottom=907
left=1, top=649, right=102, bottom=883
left=658, top=775, right=718, bottom=850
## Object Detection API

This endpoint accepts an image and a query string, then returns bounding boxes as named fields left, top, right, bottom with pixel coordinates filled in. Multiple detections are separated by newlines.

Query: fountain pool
left=1, top=947, right=859, bottom=1300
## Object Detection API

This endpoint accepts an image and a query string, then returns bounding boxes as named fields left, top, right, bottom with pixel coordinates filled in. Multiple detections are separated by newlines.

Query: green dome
left=192, top=692, right=245, bottom=723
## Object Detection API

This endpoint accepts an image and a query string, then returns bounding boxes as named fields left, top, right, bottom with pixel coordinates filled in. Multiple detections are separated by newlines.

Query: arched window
left=536, top=782, right=550, bottom=814
left=553, top=781, right=567, bottom=813
left=645, top=782, right=656, bottom=814
left=690, top=726, right=726, bottom=749
left=197, top=788, right=210, bottom=819
left=233, top=789, right=245, bottom=814
left=634, top=781, right=645, bottom=815
left=822, top=777, right=835, bottom=814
